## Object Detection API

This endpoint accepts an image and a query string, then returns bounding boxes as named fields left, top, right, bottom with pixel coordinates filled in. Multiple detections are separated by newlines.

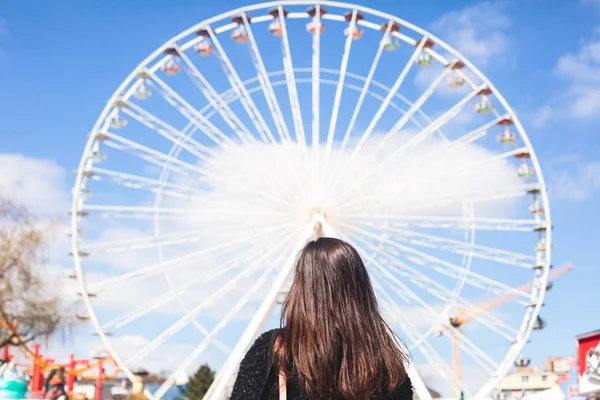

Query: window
left=542, top=375, right=548, bottom=382
left=522, top=376, right=529, bottom=383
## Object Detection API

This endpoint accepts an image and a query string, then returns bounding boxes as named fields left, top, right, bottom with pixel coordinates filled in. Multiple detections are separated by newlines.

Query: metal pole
left=67, top=354, right=76, bottom=394
left=95, top=361, right=104, bottom=400
left=32, top=344, right=42, bottom=392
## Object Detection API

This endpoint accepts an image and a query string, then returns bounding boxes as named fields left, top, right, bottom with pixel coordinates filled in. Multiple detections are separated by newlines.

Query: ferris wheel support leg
left=204, top=222, right=317, bottom=400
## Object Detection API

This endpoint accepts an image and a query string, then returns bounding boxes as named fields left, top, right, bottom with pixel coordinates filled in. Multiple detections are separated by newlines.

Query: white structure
left=69, top=2, right=552, bottom=399
left=495, top=357, right=569, bottom=400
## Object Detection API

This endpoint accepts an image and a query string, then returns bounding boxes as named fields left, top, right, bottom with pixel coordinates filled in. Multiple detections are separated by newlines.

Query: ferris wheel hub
left=310, top=207, right=328, bottom=221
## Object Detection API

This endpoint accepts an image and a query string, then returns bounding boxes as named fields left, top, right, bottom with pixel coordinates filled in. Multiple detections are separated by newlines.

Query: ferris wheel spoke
left=420, top=146, right=533, bottom=193
left=448, top=114, right=510, bottom=149
left=172, top=44, right=258, bottom=145
left=347, top=36, right=428, bottom=162
left=102, top=248, right=255, bottom=332
left=88, top=167, right=205, bottom=200
left=371, top=270, right=469, bottom=397
left=335, top=83, right=487, bottom=202
left=355, top=238, right=498, bottom=375
left=342, top=222, right=531, bottom=303
left=357, top=238, right=519, bottom=342
left=392, top=251, right=531, bottom=306
left=152, top=233, right=296, bottom=400
left=86, top=224, right=291, bottom=293
left=418, top=341, right=467, bottom=395
left=415, top=184, right=536, bottom=210
left=355, top=221, right=535, bottom=267
left=241, top=14, right=291, bottom=143
left=335, top=229, right=446, bottom=327
left=353, top=231, right=463, bottom=306
left=311, top=5, right=322, bottom=153
left=337, top=21, right=393, bottom=156
left=385, top=261, right=518, bottom=343
left=374, top=279, right=465, bottom=396
left=126, top=229, right=296, bottom=369
left=146, top=73, right=236, bottom=147
left=206, top=27, right=276, bottom=144
left=79, top=205, right=294, bottom=223
left=338, top=176, right=535, bottom=215
left=119, top=101, right=212, bottom=160
left=351, top=145, right=538, bottom=205
left=343, top=214, right=539, bottom=232
left=338, top=230, right=449, bottom=330
left=381, top=68, right=450, bottom=144
left=393, top=230, right=535, bottom=267
left=82, top=233, right=204, bottom=254
left=95, top=133, right=296, bottom=208
left=448, top=299, right=519, bottom=341
left=376, top=267, right=498, bottom=377
left=80, top=227, right=208, bottom=252
left=384, top=83, right=487, bottom=155
left=322, top=10, right=358, bottom=185
left=81, top=204, right=289, bottom=218
left=420, top=147, right=533, bottom=200
left=86, top=246, right=234, bottom=294
left=439, top=328, right=498, bottom=376
left=278, top=6, right=307, bottom=150
left=100, top=131, right=206, bottom=176
left=434, top=146, right=531, bottom=185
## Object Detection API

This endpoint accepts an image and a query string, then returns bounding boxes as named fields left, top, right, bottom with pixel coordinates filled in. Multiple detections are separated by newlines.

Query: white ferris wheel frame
left=69, top=1, right=553, bottom=399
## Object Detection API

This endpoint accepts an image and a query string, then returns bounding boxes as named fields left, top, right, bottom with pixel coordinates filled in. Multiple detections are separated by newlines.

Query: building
left=576, top=329, right=600, bottom=399
left=495, top=357, right=569, bottom=400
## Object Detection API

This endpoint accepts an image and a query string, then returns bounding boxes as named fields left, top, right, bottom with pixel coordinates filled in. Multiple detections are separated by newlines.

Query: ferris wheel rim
left=69, top=2, right=552, bottom=399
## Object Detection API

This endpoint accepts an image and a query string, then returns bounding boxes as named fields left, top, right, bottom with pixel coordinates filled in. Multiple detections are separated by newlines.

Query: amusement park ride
left=68, top=1, right=558, bottom=399
left=436, top=263, right=574, bottom=398
left=1, top=341, right=119, bottom=399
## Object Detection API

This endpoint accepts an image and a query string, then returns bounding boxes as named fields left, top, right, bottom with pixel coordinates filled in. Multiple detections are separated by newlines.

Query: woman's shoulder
left=255, top=328, right=279, bottom=348
left=244, top=328, right=279, bottom=360
left=230, top=329, right=280, bottom=400
left=388, top=374, right=413, bottom=399
left=238, top=328, right=280, bottom=372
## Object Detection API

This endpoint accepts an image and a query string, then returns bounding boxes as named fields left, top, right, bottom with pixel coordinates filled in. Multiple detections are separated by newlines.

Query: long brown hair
left=273, top=237, right=409, bottom=399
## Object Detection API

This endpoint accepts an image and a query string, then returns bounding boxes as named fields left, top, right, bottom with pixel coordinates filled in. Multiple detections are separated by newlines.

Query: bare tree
left=0, top=196, right=74, bottom=350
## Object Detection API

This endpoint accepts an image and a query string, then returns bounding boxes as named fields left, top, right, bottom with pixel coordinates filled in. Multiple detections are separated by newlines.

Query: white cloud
left=533, top=36, right=600, bottom=125
left=414, top=2, right=512, bottom=97
left=430, top=2, right=512, bottom=67
left=0, top=153, right=69, bottom=216
left=530, top=105, right=553, bottom=129
left=0, top=152, right=76, bottom=306
left=549, top=156, right=600, bottom=201
left=554, top=40, right=600, bottom=118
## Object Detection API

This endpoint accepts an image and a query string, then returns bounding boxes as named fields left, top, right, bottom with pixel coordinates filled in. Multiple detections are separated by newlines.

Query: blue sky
left=1, top=0, right=600, bottom=394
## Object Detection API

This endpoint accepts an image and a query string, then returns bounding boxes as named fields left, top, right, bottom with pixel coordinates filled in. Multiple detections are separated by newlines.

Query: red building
left=576, top=330, right=600, bottom=398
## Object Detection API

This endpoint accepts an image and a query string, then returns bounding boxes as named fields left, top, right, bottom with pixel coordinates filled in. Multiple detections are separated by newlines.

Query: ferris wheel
left=69, top=1, right=552, bottom=399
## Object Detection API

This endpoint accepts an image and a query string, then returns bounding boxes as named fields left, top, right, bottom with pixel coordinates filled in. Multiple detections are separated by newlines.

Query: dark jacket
left=230, top=329, right=414, bottom=400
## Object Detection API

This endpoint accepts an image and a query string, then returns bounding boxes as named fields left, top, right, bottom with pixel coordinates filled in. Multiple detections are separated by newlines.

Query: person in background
left=230, top=237, right=413, bottom=400
left=125, top=376, right=148, bottom=400
left=43, top=368, right=69, bottom=400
